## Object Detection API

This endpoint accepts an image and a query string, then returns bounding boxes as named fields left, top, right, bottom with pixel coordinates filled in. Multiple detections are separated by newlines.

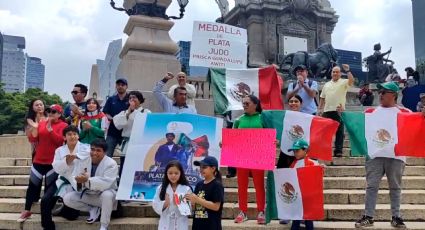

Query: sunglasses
left=46, top=108, right=59, bottom=114
left=71, top=91, right=80, bottom=95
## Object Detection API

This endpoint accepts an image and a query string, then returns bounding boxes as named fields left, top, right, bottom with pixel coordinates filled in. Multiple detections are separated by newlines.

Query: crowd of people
left=17, top=65, right=425, bottom=230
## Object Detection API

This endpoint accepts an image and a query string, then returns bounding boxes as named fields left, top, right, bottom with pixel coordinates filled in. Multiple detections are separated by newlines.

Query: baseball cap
left=116, top=78, right=128, bottom=85
left=46, top=104, right=63, bottom=114
left=293, top=65, right=307, bottom=75
left=194, top=156, right=218, bottom=168
left=377, top=81, right=400, bottom=92
left=288, top=139, right=309, bottom=152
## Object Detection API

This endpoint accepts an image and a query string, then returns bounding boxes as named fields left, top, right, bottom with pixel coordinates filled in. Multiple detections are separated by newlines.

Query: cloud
left=0, top=0, right=417, bottom=100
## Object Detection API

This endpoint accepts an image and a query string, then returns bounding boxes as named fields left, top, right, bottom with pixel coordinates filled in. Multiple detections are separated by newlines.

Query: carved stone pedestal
left=117, top=14, right=180, bottom=92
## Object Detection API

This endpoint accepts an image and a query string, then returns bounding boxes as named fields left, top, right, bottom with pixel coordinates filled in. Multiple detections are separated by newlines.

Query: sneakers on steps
left=86, top=207, right=101, bottom=224
left=391, top=216, right=406, bottom=228
left=355, top=215, right=374, bottom=228
left=257, top=211, right=266, bottom=224
left=234, top=211, right=248, bottom=223
left=17, top=210, right=32, bottom=223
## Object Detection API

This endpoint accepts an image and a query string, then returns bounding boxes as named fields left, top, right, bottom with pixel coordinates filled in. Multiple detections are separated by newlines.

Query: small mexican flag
left=262, top=110, right=339, bottom=161
left=266, top=166, right=324, bottom=222
left=342, top=109, right=425, bottom=158
left=207, top=66, right=283, bottom=114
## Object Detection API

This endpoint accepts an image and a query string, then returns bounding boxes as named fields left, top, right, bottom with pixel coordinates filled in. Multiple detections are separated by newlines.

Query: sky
left=0, top=0, right=416, bottom=101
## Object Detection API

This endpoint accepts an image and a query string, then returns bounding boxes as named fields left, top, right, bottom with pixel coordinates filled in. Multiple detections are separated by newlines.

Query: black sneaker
left=355, top=215, right=374, bottom=228
left=391, top=216, right=406, bottom=228
left=334, top=152, right=343, bottom=157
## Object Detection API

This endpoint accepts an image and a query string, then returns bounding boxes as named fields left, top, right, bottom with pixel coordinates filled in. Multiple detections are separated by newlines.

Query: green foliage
left=0, top=85, right=63, bottom=135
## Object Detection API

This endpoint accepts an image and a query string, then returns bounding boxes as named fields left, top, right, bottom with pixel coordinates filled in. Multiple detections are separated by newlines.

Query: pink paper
left=220, top=128, right=276, bottom=170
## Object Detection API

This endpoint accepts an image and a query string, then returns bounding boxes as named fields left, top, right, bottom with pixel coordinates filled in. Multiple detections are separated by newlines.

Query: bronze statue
left=363, top=43, right=394, bottom=82
left=279, top=43, right=338, bottom=79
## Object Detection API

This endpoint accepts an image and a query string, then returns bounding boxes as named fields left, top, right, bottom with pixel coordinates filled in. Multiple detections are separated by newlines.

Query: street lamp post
left=109, top=0, right=189, bottom=104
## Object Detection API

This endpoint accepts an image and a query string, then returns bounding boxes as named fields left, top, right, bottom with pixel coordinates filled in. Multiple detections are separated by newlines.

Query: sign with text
left=190, top=21, right=247, bottom=69
left=220, top=128, right=276, bottom=170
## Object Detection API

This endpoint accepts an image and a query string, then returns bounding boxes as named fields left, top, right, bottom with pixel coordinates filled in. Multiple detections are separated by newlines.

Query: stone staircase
left=1, top=122, right=425, bottom=229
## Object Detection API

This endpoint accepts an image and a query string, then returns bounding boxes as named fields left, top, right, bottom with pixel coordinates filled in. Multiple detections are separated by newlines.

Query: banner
left=220, top=128, right=276, bottom=170
left=190, top=21, right=247, bottom=69
left=116, top=113, right=223, bottom=201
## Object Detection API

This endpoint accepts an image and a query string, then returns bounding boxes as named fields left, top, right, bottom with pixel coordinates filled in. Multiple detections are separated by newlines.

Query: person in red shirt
left=18, top=104, right=67, bottom=230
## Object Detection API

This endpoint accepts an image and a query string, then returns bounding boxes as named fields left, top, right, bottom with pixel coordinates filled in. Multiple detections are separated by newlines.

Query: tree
left=0, top=85, right=63, bottom=135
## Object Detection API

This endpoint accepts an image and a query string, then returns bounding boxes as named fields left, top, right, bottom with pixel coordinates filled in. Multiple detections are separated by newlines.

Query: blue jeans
left=105, top=135, right=122, bottom=158
left=291, top=220, right=314, bottom=230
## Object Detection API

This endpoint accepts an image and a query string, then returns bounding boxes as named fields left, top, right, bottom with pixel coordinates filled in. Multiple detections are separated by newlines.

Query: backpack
left=292, top=79, right=319, bottom=106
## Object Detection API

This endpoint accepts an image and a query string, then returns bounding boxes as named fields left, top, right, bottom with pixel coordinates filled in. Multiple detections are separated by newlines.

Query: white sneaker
left=100, top=225, right=108, bottom=230
left=86, top=207, right=101, bottom=224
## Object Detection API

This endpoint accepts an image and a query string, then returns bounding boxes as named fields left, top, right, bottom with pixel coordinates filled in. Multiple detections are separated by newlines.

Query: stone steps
left=2, top=174, right=425, bottom=190
left=2, top=198, right=425, bottom=221
left=2, top=165, right=425, bottom=177
left=0, top=214, right=424, bottom=230
left=2, top=186, right=425, bottom=204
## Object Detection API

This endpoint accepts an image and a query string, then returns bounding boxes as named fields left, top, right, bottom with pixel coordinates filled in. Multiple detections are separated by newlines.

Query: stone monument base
left=117, top=50, right=180, bottom=92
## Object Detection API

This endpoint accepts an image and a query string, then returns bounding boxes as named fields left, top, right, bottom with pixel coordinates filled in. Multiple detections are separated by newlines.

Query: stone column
left=117, top=0, right=181, bottom=93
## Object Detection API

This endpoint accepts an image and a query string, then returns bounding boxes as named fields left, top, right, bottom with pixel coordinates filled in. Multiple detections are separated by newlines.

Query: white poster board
left=189, top=21, right=247, bottom=69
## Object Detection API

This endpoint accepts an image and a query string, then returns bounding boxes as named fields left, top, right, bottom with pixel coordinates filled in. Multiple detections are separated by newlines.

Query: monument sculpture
left=363, top=43, right=394, bottom=82
left=109, top=0, right=189, bottom=93
left=223, top=0, right=338, bottom=68
left=279, top=43, right=338, bottom=78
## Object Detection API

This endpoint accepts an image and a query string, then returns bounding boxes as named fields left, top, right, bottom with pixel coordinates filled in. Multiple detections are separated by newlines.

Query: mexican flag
left=342, top=110, right=425, bottom=158
left=262, top=110, right=339, bottom=161
left=207, top=66, right=283, bottom=114
left=266, top=166, right=324, bottom=222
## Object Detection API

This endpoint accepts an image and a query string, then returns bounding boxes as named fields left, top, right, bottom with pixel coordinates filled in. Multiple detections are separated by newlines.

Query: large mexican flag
left=262, top=110, right=339, bottom=161
left=266, top=166, right=325, bottom=222
left=208, top=66, right=283, bottom=114
left=342, top=109, right=425, bottom=158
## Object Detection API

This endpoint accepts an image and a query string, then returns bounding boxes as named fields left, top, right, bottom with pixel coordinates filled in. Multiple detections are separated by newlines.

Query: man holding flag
left=352, top=82, right=411, bottom=228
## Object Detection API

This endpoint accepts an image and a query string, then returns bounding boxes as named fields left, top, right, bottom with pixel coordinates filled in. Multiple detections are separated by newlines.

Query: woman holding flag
left=233, top=95, right=267, bottom=224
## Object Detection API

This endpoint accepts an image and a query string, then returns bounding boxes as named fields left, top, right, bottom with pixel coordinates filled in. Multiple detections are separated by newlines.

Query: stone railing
left=187, top=77, right=211, bottom=99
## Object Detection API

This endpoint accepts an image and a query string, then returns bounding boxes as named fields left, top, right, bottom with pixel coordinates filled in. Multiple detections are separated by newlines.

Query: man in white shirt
left=167, top=72, right=197, bottom=106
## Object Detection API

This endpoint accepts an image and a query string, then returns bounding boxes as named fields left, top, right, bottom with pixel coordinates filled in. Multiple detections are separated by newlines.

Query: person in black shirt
left=102, top=78, right=129, bottom=157
left=185, top=156, right=224, bottom=230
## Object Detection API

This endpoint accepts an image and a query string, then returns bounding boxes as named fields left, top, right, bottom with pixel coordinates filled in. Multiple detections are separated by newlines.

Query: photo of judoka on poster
left=116, top=113, right=223, bottom=201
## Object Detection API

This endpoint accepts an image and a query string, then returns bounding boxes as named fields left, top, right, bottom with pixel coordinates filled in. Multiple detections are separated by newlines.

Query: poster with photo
left=116, top=113, right=223, bottom=201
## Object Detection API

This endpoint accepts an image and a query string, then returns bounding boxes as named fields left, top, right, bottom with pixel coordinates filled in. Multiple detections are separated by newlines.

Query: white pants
left=63, top=190, right=116, bottom=228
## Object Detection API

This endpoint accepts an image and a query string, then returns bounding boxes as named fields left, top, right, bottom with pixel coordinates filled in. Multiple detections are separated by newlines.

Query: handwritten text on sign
left=220, top=128, right=276, bottom=170
left=190, top=21, right=247, bottom=69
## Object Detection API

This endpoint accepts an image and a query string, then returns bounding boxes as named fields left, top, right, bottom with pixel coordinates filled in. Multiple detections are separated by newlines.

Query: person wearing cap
left=319, top=64, right=355, bottom=157
left=18, top=104, right=68, bottom=230
left=52, top=125, right=91, bottom=219
left=354, top=81, right=411, bottom=228
left=416, top=93, right=425, bottom=112
left=185, top=156, right=224, bottom=230
left=153, top=133, right=186, bottom=171
left=286, top=139, right=319, bottom=230
left=103, top=78, right=130, bottom=157
left=167, top=72, right=197, bottom=107
left=153, top=72, right=197, bottom=114
left=65, top=84, right=88, bottom=126
left=287, top=65, right=319, bottom=115
left=113, top=91, right=151, bottom=177
left=358, top=82, right=374, bottom=106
